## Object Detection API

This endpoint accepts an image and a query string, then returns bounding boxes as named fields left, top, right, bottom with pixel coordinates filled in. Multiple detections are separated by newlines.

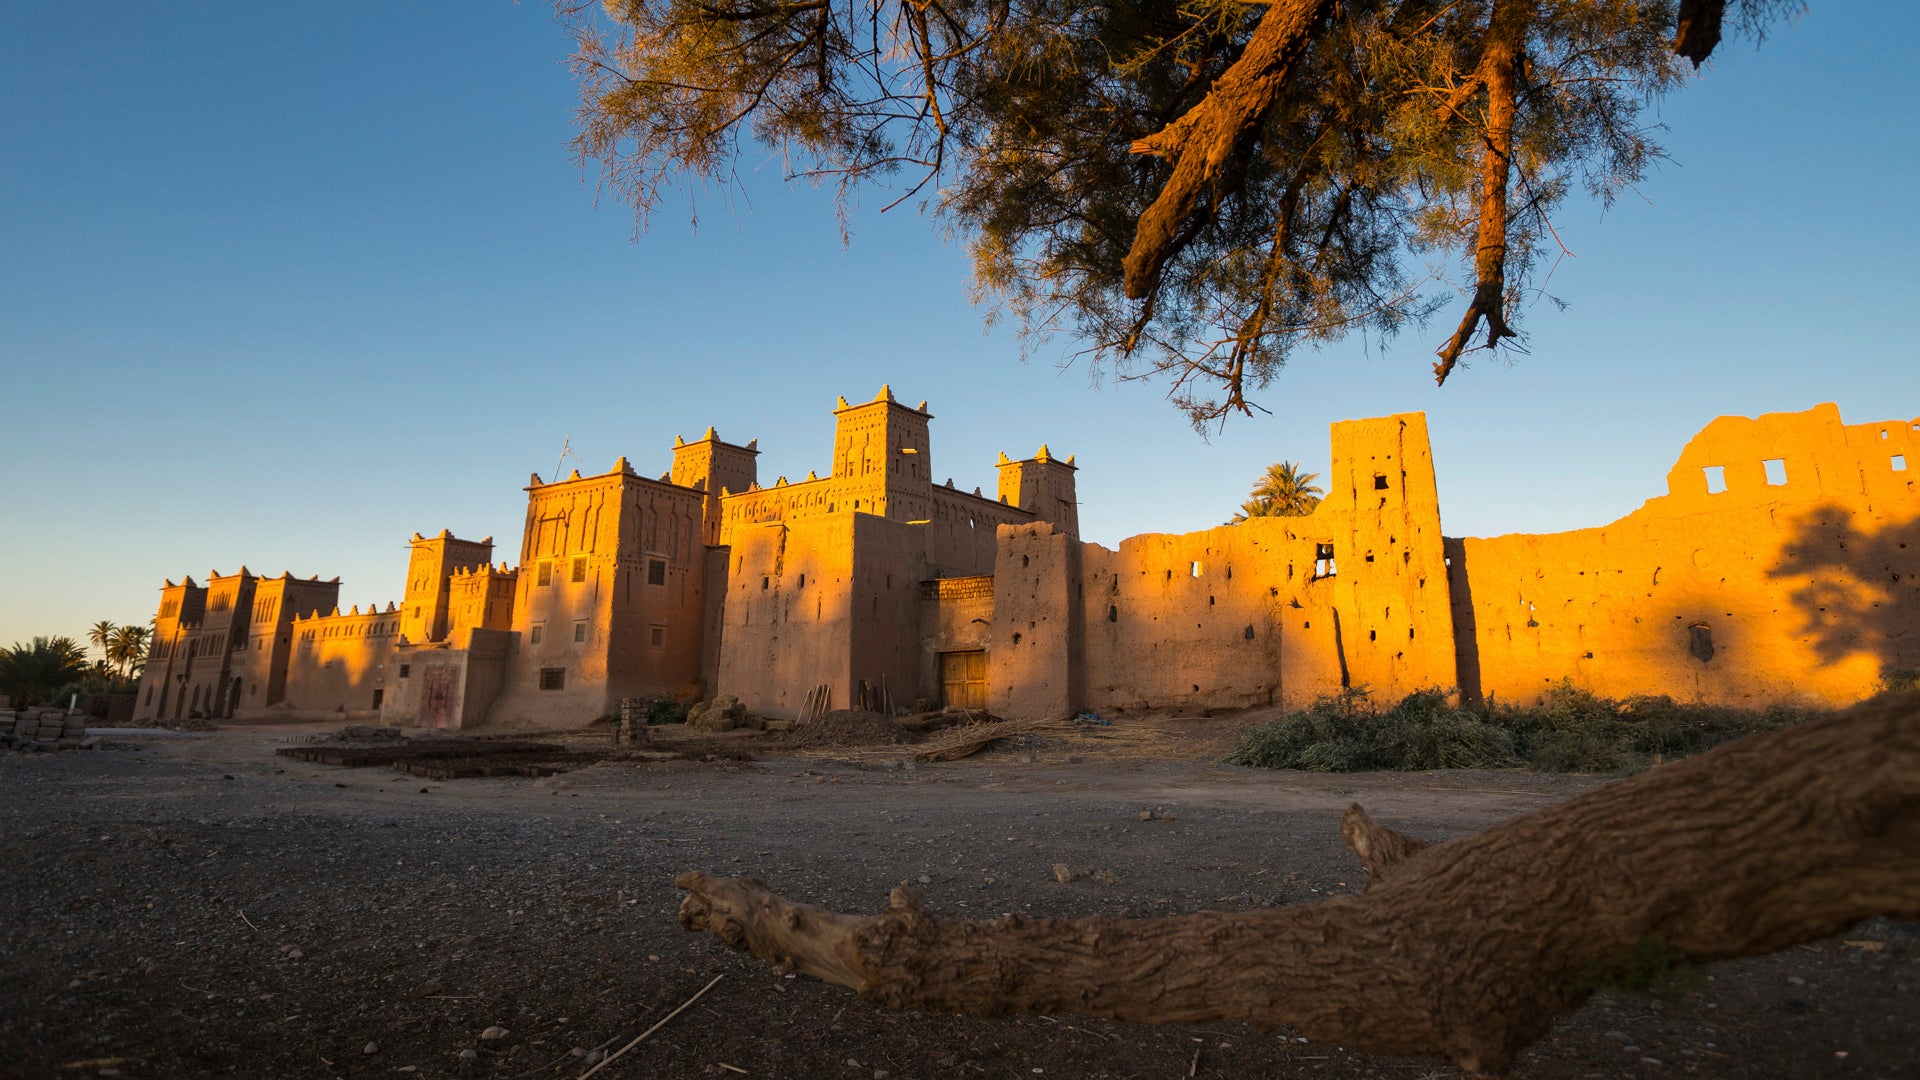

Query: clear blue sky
left=2, top=3, right=1915, bottom=652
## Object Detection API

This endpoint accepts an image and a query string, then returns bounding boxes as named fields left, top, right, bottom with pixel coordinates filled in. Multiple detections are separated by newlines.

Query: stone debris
left=0, top=709, right=96, bottom=752
left=1052, top=864, right=1122, bottom=885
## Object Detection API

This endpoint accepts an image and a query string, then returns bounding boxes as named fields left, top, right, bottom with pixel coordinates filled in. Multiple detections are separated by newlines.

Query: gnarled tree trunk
left=678, top=692, right=1920, bottom=1075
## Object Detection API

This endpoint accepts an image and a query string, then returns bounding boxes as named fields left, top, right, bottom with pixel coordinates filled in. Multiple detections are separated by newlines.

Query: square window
left=538, top=668, right=565, bottom=691
left=573, top=621, right=588, bottom=643
left=1763, top=458, right=1788, bottom=486
left=650, top=626, right=665, bottom=647
left=1373, top=474, right=1389, bottom=490
left=1702, top=465, right=1726, bottom=494
left=570, top=556, right=587, bottom=583
left=647, top=558, right=666, bottom=586
left=1895, top=454, right=1909, bottom=472
left=537, top=561, right=554, bottom=586
left=529, top=623, right=544, bottom=644
left=398, top=664, right=411, bottom=678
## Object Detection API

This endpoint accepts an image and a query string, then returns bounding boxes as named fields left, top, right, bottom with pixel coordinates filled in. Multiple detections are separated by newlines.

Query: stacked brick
left=0, top=709, right=97, bottom=752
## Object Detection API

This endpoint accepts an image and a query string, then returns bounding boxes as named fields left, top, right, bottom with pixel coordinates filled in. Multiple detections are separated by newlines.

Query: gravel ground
left=1, top=723, right=1914, bottom=1080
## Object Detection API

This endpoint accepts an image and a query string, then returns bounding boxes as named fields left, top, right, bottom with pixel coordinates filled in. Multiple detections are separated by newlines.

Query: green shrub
left=643, top=696, right=689, bottom=725
left=1228, top=682, right=1822, bottom=774
left=1226, top=687, right=1517, bottom=771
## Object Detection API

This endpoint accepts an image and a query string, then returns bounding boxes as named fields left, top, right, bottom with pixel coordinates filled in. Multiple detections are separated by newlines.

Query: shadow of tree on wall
left=1764, top=503, right=1920, bottom=684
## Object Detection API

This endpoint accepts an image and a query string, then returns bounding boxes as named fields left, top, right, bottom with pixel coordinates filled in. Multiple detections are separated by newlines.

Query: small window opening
left=1368, top=629, right=1376, bottom=641
left=1763, top=458, right=1788, bottom=486
left=1022, top=554, right=1029, bottom=568
left=650, top=626, right=665, bottom=647
left=1190, top=561, right=1201, bottom=578
left=762, top=577, right=770, bottom=591
left=570, top=556, right=588, bottom=582
left=1108, top=605, right=1118, bottom=622
left=529, top=623, right=544, bottom=644
left=797, top=573, right=806, bottom=588
left=1702, top=465, right=1727, bottom=494
left=573, top=621, right=588, bottom=643
left=538, top=667, right=565, bottom=690
left=398, top=664, right=411, bottom=678
left=1373, top=474, right=1389, bottom=490
left=1011, top=632, right=1023, bottom=645
left=1243, top=625, right=1255, bottom=640
left=537, top=561, right=554, bottom=586
left=1894, top=454, right=1909, bottom=472
left=1314, top=543, right=1337, bottom=577
left=647, top=559, right=666, bottom=586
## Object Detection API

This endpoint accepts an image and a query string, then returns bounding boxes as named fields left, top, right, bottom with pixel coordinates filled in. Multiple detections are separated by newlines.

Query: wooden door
left=940, top=650, right=987, bottom=710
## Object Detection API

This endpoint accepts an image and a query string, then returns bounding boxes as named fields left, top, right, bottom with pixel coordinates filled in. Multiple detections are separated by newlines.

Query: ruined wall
left=986, top=413, right=1457, bottom=719
left=1453, top=404, right=1920, bottom=707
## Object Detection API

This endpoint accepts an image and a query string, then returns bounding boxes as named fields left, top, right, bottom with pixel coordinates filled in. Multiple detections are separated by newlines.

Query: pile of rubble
left=1, top=709, right=96, bottom=752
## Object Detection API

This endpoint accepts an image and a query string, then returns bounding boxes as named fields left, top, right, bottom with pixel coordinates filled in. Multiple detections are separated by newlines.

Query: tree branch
left=680, top=691, right=1920, bottom=1076
left=1433, top=0, right=1533, bottom=385
left=1122, top=0, right=1334, bottom=303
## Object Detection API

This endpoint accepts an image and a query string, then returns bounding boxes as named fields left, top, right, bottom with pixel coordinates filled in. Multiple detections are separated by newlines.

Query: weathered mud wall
left=988, top=414, right=1459, bottom=718
left=1452, top=404, right=1920, bottom=707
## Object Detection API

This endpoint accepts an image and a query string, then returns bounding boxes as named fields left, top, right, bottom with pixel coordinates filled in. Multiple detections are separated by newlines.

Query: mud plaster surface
left=2, top=719, right=1914, bottom=1079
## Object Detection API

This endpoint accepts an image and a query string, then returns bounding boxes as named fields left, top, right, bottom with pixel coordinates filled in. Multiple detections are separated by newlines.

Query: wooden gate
left=939, top=650, right=987, bottom=710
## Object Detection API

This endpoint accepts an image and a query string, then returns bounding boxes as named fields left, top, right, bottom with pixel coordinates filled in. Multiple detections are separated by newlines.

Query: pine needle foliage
left=562, top=0, right=1800, bottom=424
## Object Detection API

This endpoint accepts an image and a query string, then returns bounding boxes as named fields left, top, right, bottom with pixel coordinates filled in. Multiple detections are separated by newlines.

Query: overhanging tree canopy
left=564, top=0, right=1798, bottom=422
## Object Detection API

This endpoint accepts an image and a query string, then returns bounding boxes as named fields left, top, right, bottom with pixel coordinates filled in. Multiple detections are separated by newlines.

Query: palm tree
left=88, top=620, right=118, bottom=666
left=108, top=625, right=150, bottom=678
left=0, top=636, right=91, bottom=707
left=1230, top=461, right=1324, bottom=522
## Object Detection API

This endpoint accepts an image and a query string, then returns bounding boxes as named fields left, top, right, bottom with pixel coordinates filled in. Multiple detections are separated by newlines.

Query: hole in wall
left=1012, top=632, right=1022, bottom=645
left=1108, top=605, right=1118, bottom=623
left=1374, top=474, right=1389, bottom=490
left=1244, top=625, right=1255, bottom=640
left=1689, top=623, right=1715, bottom=663
left=1763, top=458, right=1788, bottom=485
left=1190, top=561, right=1201, bottom=578
left=1702, top=465, right=1727, bottom=494
left=1895, top=454, right=1909, bottom=472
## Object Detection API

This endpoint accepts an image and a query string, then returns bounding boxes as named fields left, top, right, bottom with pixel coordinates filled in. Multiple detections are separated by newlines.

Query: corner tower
left=997, top=445, right=1079, bottom=538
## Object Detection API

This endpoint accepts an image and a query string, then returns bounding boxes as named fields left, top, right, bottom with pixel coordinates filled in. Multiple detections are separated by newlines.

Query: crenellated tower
left=398, top=530, right=495, bottom=644
left=996, top=444, right=1079, bottom=538
left=830, top=384, right=933, bottom=520
left=671, top=428, right=759, bottom=545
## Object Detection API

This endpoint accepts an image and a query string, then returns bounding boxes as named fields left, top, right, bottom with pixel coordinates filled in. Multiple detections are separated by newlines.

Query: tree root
left=678, top=691, right=1920, bottom=1075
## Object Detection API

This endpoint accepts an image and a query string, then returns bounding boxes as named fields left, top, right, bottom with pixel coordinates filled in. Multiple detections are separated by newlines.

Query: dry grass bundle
left=912, top=715, right=1073, bottom=762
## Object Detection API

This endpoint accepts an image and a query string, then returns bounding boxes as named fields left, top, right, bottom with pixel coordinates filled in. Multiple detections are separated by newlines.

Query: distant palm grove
left=0, top=622, right=147, bottom=708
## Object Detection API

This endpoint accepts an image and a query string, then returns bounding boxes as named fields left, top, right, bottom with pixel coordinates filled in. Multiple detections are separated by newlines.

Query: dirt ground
left=1, top=717, right=1913, bottom=1080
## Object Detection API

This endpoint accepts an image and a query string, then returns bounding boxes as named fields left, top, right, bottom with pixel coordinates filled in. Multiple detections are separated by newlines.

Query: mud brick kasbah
left=131, top=390, right=1919, bottom=730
